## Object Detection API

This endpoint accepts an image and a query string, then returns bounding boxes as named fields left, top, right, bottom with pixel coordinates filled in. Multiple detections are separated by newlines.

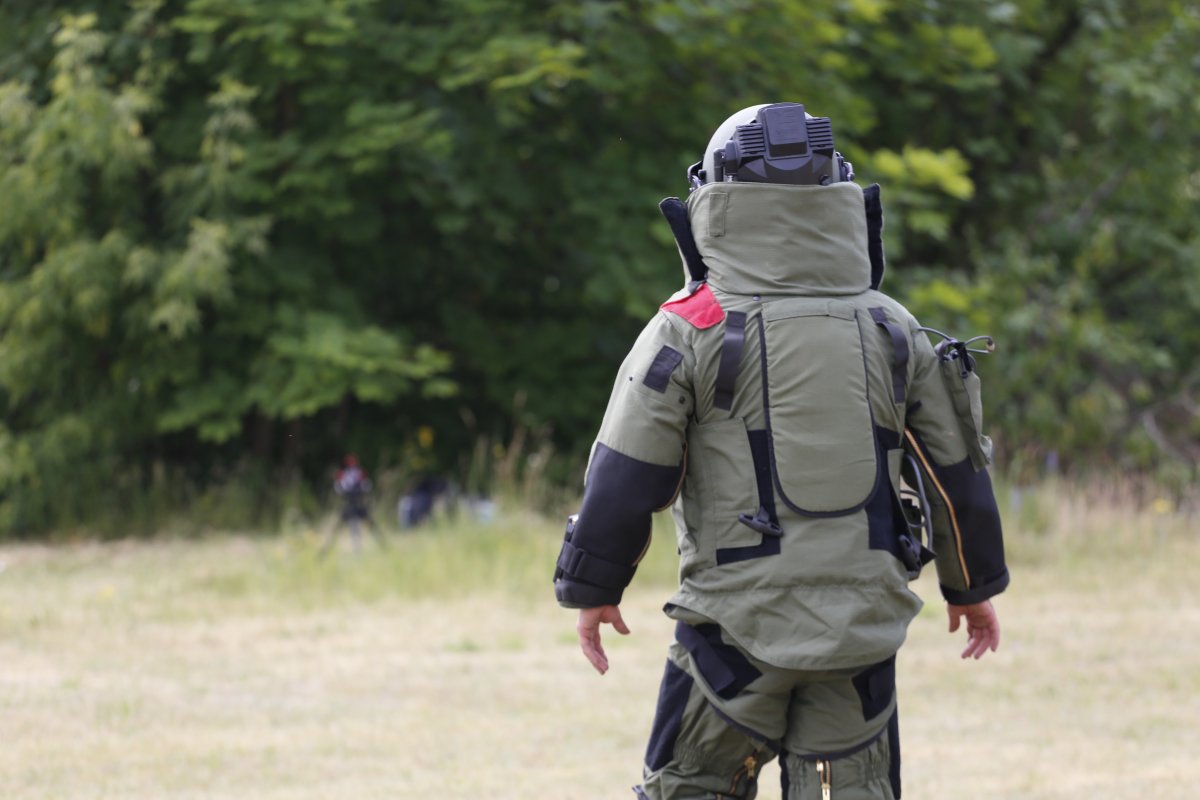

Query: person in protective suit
left=553, top=102, right=1008, bottom=799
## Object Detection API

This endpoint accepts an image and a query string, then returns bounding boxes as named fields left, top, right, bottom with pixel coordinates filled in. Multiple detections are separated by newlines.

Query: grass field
left=1, top=487, right=1197, bottom=799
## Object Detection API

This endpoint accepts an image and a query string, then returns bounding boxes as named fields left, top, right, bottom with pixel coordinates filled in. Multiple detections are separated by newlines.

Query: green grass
left=0, top=486, right=1197, bottom=798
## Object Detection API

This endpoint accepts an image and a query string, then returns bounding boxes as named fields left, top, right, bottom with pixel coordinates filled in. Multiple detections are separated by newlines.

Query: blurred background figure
left=321, top=454, right=384, bottom=555
left=397, top=475, right=447, bottom=529
left=396, top=475, right=496, bottom=530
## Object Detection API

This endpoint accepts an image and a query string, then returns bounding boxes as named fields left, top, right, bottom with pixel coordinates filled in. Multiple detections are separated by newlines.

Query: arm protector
left=554, top=315, right=692, bottom=608
left=904, top=323, right=1009, bottom=605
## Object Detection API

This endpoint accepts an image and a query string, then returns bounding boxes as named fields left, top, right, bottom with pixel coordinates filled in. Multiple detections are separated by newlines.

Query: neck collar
left=685, top=182, right=871, bottom=296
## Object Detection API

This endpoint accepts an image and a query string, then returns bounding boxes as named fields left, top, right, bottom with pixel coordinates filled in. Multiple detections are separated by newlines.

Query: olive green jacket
left=554, top=182, right=1008, bottom=670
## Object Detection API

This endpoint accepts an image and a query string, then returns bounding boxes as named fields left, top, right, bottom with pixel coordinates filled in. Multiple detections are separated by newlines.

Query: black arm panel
left=928, top=454, right=1009, bottom=604
left=554, top=443, right=684, bottom=607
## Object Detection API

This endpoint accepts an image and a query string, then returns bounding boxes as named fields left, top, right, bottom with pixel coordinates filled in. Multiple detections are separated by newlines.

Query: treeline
left=1, top=0, right=1197, bottom=535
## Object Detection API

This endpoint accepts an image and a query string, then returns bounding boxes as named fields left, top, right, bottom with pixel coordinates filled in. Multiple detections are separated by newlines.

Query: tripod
left=319, top=492, right=387, bottom=556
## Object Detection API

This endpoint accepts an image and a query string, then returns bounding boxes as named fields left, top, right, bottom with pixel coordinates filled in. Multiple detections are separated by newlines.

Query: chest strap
left=868, top=307, right=909, bottom=405
left=713, top=310, right=747, bottom=411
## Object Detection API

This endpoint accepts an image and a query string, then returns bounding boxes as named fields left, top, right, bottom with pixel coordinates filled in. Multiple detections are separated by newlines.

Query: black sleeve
left=904, top=428, right=1009, bottom=605
left=553, top=444, right=684, bottom=607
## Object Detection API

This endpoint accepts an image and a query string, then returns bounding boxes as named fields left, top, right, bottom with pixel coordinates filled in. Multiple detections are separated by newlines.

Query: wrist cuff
left=941, top=568, right=1009, bottom=605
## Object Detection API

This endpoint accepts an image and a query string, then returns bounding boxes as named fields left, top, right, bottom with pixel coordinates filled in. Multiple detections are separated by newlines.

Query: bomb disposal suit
left=553, top=103, right=1009, bottom=800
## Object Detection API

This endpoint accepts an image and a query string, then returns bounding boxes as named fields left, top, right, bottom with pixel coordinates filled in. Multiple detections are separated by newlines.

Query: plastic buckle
left=737, top=506, right=783, bottom=538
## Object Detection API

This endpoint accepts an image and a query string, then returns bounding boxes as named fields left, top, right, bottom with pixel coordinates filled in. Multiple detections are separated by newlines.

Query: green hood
left=685, top=182, right=871, bottom=296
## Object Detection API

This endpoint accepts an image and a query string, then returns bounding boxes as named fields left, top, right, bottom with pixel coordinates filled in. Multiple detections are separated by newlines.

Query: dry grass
left=0, top=486, right=1197, bottom=799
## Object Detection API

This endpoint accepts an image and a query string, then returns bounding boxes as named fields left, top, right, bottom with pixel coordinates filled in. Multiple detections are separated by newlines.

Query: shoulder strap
left=713, top=310, right=747, bottom=411
left=868, top=307, right=909, bottom=405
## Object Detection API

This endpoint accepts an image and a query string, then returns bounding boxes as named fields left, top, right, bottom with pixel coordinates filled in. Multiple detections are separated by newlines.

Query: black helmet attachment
left=687, top=103, right=854, bottom=192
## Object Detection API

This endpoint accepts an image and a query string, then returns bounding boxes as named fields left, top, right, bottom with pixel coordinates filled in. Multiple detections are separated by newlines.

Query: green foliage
left=0, top=6, right=453, bottom=533
left=0, top=0, right=1197, bottom=535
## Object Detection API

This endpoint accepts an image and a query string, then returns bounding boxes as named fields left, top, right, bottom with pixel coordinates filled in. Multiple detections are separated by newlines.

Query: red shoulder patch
left=660, top=284, right=725, bottom=329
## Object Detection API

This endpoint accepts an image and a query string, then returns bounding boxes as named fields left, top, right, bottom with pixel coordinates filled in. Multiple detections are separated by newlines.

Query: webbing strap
left=713, top=311, right=747, bottom=411
left=717, top=428, right=784, bottom=565
left=673, top=622, right=736, bottom=696
left=868, top=307, right=909, bottom=405
left=674, top=622, right=763, bottom=701
left=555, top=540, right=636, bottom=589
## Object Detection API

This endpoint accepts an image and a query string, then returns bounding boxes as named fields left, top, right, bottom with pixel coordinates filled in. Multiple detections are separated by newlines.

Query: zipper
left=721, top=754, right=759, bottom=797
left=817, top=759, right=832, bottom=800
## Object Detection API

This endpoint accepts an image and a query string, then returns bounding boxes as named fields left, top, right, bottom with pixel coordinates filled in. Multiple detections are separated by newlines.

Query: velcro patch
left=643, top=346, right=683, bottom=393
left=660, top=283, right=725, bottom=329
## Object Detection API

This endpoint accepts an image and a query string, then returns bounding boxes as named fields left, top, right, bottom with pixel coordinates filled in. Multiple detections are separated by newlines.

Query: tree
left=0, top=0, right=1195, bottom=535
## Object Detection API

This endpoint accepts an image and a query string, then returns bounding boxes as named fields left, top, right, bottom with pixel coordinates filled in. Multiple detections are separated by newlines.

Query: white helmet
left=687, top=102, right=854, bottom=191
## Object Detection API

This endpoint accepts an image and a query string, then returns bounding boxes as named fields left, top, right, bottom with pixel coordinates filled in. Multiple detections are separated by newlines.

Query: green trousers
left=636, top=622, right=900, bottom=800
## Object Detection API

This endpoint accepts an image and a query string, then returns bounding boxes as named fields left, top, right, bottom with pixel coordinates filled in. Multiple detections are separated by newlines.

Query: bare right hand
left=576, top=605, right=631, bottom=675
